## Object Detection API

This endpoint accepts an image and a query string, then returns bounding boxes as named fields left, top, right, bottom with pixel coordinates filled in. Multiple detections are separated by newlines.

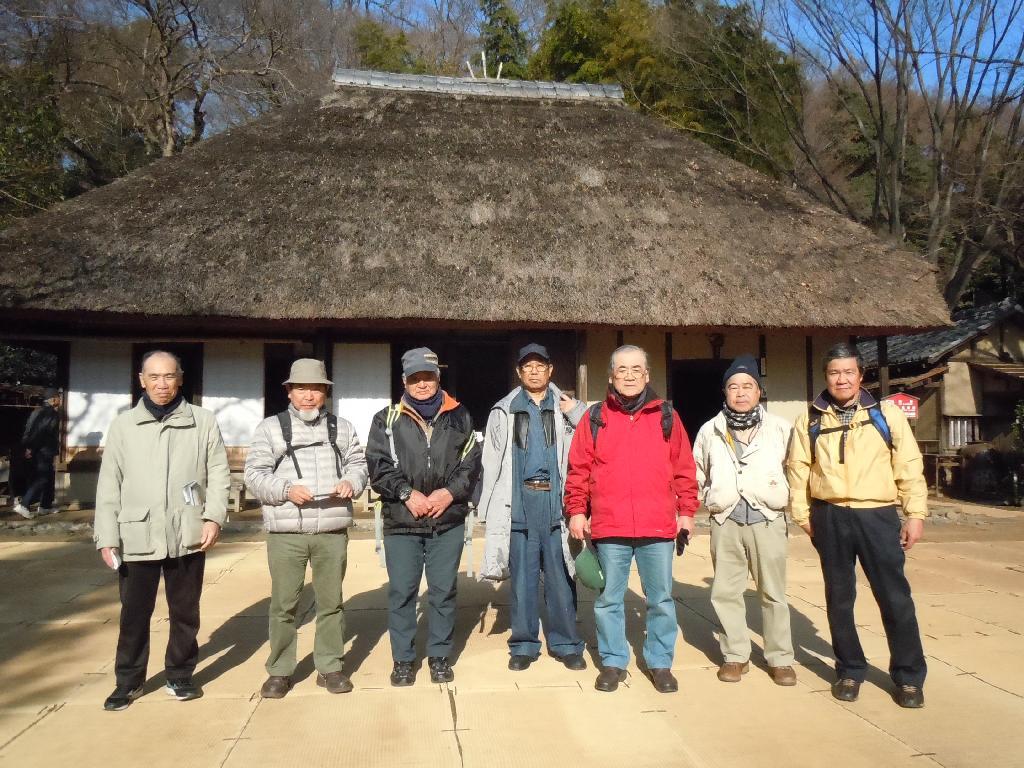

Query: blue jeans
left=508, top=521, right=583, bottom=658
left=594, top=537, right=676, bottom=670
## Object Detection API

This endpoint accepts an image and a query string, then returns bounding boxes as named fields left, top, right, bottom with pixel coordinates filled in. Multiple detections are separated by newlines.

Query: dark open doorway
left=671, top=358, right=732, bottom=440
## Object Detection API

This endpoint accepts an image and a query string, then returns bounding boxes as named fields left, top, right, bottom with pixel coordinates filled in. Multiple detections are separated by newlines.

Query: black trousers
left=21, top=450, right=55, bottom=508
left=811, top=502, right=926, bottom=688
left=115, top=553, right=206, bottom=687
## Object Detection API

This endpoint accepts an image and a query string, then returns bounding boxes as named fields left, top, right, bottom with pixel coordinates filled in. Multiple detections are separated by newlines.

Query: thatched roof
left=0, top=71, right=950, bottom=332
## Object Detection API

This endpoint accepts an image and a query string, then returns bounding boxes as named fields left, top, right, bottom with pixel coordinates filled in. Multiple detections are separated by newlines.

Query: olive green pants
left=266, top=531, right=348, bottom=676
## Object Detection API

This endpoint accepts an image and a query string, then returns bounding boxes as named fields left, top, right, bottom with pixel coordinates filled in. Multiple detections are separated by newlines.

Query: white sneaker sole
left=164, top=684, right=201, bottom=701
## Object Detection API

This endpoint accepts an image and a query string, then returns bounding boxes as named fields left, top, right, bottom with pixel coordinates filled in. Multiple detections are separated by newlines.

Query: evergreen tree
left=479, top=0, right=529, bottom=79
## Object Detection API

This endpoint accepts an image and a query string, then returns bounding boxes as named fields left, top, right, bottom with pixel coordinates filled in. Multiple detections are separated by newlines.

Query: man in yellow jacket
left=787, top=343, right=927, bottom=709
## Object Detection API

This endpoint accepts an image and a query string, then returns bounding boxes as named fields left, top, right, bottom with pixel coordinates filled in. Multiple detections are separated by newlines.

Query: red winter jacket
left=563, top=394, right=699, bottom=540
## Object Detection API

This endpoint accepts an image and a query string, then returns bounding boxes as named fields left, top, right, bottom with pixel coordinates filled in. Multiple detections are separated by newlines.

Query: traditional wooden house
left=0, top=69, right=950, bottom=504
left=859, top=298, right=1024, bottom=453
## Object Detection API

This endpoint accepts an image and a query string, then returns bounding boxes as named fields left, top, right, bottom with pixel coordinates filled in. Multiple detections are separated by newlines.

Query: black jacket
left=22, top=404, right=60, bottom=454
left=366, top=394, right=481, bottom=535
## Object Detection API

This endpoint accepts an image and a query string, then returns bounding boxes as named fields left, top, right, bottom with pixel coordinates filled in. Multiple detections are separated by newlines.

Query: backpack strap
left=866, top=404, right=893, bottom=449
left=807, top=404, right=822, bottom=464
left=273, top=411, right=303, bottom=479
left=588, top=403, right=605, bottom=449
left=326, top=413, right=344, bottom=477
left=590, top=401, right=675, bottom=447
left=660, top=401, right=674, bottom=440
left=384, top=404, right=402, bottom=468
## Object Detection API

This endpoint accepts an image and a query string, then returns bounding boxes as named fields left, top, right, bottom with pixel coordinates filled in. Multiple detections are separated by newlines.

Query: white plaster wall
left=333, top=343, right=392, bottom=444
left=202, top=340, right=264, bottom=446
left=764, top=332, right=808, bottom=426
left=67, top=340, right=132, bottom=447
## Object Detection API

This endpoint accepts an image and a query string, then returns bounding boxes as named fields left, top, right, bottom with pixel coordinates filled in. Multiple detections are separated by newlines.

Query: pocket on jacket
left=117, top=507, right=155, bottom=555
left=180, top=504, right=205, bottom=548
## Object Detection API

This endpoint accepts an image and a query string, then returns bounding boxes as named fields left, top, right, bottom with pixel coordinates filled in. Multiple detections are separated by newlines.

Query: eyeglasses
left=612, top=366, right=647, bottom=379
left=520, top=363, right=550, bottom=373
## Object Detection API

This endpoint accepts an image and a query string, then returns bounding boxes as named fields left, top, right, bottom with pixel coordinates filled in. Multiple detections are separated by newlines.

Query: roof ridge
left=331, top=68, right=625, bottom=102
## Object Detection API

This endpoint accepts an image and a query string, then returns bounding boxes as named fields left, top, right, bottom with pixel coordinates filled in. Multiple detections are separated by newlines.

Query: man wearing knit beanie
left=692, top=353, right=797, bottom=686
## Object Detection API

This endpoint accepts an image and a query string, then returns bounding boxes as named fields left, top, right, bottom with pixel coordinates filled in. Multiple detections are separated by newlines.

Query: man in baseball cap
left=477, top=343, right=588, bottom=673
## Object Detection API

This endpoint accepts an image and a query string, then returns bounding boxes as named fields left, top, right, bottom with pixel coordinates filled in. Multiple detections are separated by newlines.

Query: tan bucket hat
left=282, top=358, right=332, bottom=386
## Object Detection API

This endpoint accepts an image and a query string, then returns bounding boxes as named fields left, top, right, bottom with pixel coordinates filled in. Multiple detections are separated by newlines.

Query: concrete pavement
left=0, top=525, right=1022, bottom=768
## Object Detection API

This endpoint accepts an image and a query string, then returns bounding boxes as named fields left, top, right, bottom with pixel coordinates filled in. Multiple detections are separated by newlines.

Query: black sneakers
left=831, top=678, right=861, bottom=702
left=390, top=661, right=416, bottom=687
left=895, top=685, right=925, bottom=708
left=428, top=656, right=454, bottom=683
left=103, top=684, right=143, bottom=711
left=165, top=679, right=202, bottom=701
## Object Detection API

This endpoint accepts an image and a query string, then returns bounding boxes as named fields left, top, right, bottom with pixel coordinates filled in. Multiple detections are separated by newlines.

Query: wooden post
left=576, top=330, right=589, bottom=402
left=313, top=328, right=332, bottom=379
left=877, top=336, right=890, bottom=396
left=805, top=336, right=815, bottom=401
left=664, top=332, right=674, bottom=405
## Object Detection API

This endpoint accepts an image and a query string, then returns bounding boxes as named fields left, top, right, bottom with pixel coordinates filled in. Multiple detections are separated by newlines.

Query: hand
left=287, top=485, right=314, bottom=505
left=333, top=481, right=355, bottom=499
left=199, top=521, right=221, bottom=551
left=425, top=488, right=454, bottom=518
left=405, top=490, right=431, bottom=518
left=677, top=515, right=695, bottom=535
left=100, top=547, right=120, bottom=569
left=901, top=517, right=924, bottom=551
left=799, top=521, right=813, bottom=537
left=24, top=448, right=32, bottom=459
left=568, top=514, right=590, bottom=541
left=558, top=393, right=577, bottom=414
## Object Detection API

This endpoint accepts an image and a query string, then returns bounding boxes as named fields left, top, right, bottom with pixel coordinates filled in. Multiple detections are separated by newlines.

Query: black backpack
left=588, top=401, right=675, bottom=448
left=273, top=411, right=344, bottom=479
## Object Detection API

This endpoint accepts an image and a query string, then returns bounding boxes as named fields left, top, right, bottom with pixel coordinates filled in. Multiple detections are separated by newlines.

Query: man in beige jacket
left=94, top=350, right=229, bottom=711
left=787, top=342, right=928, bottom=709
left=693, top=354, right=796, bottom=686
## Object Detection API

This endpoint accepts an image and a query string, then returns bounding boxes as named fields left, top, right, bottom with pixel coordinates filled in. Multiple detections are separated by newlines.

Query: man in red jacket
left=565, top=345, right=698, bottom=693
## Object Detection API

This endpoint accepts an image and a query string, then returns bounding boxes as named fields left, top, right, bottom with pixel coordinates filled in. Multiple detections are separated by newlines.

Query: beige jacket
left=692, top=408, right=792, bottom=524
left=786, top=390, right=928, bottom=525
left=94, top=400, right=230, bottom=561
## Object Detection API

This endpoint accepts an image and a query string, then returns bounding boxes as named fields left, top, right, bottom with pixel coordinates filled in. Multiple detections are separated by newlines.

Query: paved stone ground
left=0, top=515, right=1022, bottom=768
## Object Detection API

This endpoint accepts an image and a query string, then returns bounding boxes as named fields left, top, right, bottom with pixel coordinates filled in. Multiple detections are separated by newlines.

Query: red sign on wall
left=883, top=392, right=919, bottom=419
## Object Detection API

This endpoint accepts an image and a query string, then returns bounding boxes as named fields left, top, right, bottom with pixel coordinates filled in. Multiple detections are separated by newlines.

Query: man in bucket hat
left=245, top=358, right=367, bottom=699
left=477, top=343, right=588, bottom=673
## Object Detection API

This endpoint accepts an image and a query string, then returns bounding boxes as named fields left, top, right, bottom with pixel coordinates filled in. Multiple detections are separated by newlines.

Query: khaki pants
left=266, top=531, right=348, bottom=676
left=710, top=515, right=794, bottom=667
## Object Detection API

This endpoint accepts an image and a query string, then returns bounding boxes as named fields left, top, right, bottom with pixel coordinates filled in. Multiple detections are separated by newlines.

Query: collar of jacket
left=397, top=390, right=461, bottom=428
left=132, top=397, right=194, bottom=427
left=603, top=389, right=663, bottom=415
left=811, top=388, right=876, bottom=414
left=494, top=383, right=566, bottom=415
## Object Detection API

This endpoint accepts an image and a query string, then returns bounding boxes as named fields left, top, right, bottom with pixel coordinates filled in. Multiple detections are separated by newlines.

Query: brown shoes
left=649, top=668, right=678, bottom=693
left=717, top=661, right=750, bottom=683
left=317, top=671, right=354, bottom=694
left=260, top=675, right=292, bottom=699
left=768, top=666, right=797, bottom=686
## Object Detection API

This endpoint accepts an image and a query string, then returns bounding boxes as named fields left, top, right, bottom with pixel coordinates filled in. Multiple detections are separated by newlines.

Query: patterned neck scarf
left=723, top=402, right=763, bottom=430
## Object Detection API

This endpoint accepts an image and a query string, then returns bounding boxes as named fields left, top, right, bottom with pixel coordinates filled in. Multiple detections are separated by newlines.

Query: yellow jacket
left=786, top=390, right=928, bottom=525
